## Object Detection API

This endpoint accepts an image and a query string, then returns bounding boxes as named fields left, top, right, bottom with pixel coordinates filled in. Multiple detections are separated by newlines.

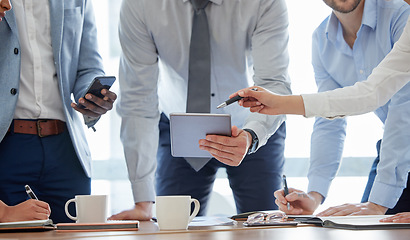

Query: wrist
left=243, top=129, right=259, bottom=154
left=308, top=191, right=324, bottom=209
left=134, top=201, right=153, bottom=219
left=368, top=202, right=388, bottom=214
left=283, top=95, right=305, bottom=115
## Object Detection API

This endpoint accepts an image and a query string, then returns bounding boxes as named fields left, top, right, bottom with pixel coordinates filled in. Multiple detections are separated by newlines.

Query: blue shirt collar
left=325, top=0, right=377, bottom=43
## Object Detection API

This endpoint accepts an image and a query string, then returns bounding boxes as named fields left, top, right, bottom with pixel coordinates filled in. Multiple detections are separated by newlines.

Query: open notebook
left=289, top=215, right=410, bottom=230
left=0, top=219, right=55, bottom=232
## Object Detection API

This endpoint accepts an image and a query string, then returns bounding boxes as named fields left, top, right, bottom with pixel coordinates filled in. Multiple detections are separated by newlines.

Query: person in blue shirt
left=232, top=5, right=410, bottom=221
left=275, top=0, right=410, bottom=216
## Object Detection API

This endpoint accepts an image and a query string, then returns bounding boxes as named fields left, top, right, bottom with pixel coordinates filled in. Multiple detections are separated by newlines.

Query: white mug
left=155, top=195, right=200, bottom=230
left=65, top=195, right=107, bottom=223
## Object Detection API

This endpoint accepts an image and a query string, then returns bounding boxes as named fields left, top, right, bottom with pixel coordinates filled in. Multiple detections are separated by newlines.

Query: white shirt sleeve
left=302, top=17, right=410, bottom=119
left=117, top=0, right=159, bottom=203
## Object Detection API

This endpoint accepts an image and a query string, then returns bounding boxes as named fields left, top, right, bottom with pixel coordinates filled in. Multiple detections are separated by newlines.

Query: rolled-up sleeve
left=117, top=0, right=160, bottom=203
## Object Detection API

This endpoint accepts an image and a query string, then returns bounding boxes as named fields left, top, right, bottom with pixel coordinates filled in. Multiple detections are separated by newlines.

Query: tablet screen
left=169, top=113, right=231, bottom=158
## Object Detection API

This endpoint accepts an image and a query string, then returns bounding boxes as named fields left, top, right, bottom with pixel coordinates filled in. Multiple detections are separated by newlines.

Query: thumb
left=231, top=126, right=240, bottom=137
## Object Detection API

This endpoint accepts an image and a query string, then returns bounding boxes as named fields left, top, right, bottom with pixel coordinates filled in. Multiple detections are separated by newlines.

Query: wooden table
left=1, top=221, right=409, bottom=240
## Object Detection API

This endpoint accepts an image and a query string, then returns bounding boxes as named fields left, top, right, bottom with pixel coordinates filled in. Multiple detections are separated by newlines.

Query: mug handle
left=188, top=198, right=200, bottom=223
left=64, top=198, right=78, bottom=221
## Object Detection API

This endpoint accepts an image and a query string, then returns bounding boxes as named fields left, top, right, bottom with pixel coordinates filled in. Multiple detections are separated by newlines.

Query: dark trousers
left=156, top=113, right=286, bottom=216
left=0, top=122, right=91, bottom=223
left=361, top=139, right=410, bottom=214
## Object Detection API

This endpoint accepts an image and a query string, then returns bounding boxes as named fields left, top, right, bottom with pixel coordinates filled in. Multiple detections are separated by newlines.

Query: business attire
left=118, top=0, right=291, bottom=215
left=307, top=0, right=410, bottom=213
left=0, top=0, right=104, bottom=222
left=303, top=15, right=410, bottom=213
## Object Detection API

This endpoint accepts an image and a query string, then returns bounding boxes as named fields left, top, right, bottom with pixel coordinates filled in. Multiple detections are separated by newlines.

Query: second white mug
left=64, top=195, right=107, bottom=223
left=155, top=195, right=200, bottom=230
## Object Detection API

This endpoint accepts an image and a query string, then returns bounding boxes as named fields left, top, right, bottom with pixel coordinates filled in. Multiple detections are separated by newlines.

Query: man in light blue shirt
left=275, top=0, right=410, bottom=215
left=110, top=0, right=291, bottom=220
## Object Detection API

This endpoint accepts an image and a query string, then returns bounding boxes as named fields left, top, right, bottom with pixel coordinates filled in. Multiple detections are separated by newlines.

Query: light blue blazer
left=0, top=0, right=104, bottom=177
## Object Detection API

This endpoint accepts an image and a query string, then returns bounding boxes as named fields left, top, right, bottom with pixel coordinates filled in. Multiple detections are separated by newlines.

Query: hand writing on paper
left=274, top=188, right=322, bottom=215
left=0, top=199, right=50, bottom=222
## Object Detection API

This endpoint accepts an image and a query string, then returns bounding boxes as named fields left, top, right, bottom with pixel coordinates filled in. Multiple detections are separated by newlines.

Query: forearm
left=0, top=201, right=7, bottom=222
left=279, top=95, right=305, bottom=115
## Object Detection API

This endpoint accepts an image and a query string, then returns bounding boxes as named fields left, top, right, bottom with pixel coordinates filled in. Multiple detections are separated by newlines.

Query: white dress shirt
left=13, top=0, right=64, bottom=121
left=302, top=16, right=410, bottom=208
left=117, top=0, right=291, bottom=202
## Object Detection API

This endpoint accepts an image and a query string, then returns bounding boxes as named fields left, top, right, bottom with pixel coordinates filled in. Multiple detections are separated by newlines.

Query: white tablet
left=169, top=113, right=232, bottom=158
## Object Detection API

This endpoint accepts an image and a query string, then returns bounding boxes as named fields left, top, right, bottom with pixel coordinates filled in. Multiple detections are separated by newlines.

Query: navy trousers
left=0, top=121, right=91, bottom=223
left=156, top=113, right=286, bottom=216
left=361, top=139, right=410, bottom=214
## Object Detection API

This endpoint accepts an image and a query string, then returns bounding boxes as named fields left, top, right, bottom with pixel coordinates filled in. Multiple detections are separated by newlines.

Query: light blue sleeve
left=370, top=83, right=410, bottom=208
left=117, top=0, right=159, bottom=203
left=307, top=29, right=347, bottom=199
left=72, top=0, right=105, bottom=103
left=369, top=16, right=410, bottom=208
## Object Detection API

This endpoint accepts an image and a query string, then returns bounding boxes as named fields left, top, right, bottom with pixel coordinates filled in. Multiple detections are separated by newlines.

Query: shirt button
left=14, top=48, right=19, bottom=55
left=211, top=93, right=215, bottom=97
left=10, top=88, right=17, bottom=95
left=359, top=70, right=364, bottom=74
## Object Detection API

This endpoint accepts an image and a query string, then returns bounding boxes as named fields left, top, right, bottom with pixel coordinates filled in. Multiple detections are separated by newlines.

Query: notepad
left=188, top=216, right=236, bottom=227
left=0, top=219, right=55, bottom=232
left=55, top=220, right=139, bottom=232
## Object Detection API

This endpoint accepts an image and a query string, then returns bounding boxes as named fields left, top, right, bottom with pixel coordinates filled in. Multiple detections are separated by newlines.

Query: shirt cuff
left=307, top=175, right=332, bottom=203
left=301, top=94, right=329, bottom=118
left=368, top=180, right=404, bottom=209
left=242, top=121, right=268, bottom=150
left=131, top=179, right=156, bottom=203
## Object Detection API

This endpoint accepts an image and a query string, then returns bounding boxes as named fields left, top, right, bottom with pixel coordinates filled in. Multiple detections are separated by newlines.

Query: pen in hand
left=25, top=185, right=38, bottom=200
left=282, top=175, right=290, bottom=210
left=216, top=88, right=258, bottom=109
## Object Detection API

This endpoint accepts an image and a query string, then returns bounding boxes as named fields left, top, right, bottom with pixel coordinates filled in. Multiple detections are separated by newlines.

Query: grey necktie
left=185, top=0, right=211, bottom=171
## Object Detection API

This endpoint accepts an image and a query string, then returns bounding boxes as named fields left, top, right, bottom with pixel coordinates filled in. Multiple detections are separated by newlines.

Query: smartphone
left=78, top=76, right=116, bottom=109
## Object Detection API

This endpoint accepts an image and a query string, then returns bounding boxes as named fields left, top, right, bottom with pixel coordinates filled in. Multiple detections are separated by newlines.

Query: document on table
left=0, top=219, right=55, bottom=231
left=188, top=216, right=236, bottom=227
left=289, top=215, right=410, bottom=230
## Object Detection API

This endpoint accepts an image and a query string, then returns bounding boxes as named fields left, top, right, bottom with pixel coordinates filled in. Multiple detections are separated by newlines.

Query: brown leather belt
left=7, top=119, right=65, bottom=137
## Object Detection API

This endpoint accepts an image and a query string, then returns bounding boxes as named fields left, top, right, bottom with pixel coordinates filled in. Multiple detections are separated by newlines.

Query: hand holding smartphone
left=78, top=76, right=116, bottom=109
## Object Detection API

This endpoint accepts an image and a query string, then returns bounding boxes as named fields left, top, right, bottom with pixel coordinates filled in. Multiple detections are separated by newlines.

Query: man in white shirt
left=111, top=0, right=291, bottom=220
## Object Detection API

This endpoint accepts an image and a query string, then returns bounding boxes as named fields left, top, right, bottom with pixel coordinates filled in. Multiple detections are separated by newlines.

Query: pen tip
left=216, top=103, right=225, bottom=109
